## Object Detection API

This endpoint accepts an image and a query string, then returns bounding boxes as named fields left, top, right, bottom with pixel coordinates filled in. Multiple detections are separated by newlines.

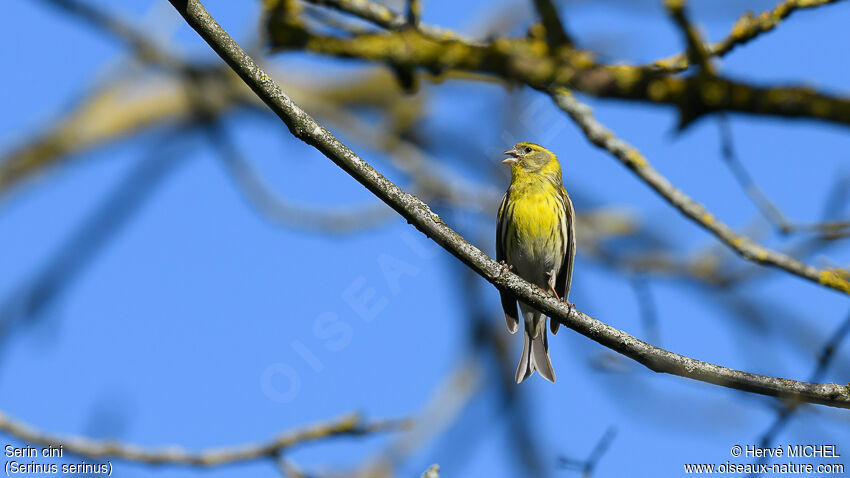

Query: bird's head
left=502, top=142, right=560, bottom=178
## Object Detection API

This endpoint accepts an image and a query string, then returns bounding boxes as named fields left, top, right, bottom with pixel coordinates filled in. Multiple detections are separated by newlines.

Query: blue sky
left=1, top=1, right=849, bottom=477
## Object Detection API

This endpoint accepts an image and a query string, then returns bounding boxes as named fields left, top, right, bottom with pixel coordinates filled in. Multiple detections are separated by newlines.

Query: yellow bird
left=497, top=142, right=576, bottom=383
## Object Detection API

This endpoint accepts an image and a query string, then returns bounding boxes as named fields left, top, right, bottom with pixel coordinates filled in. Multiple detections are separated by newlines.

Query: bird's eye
left=524, top=147, right=532, bottom=153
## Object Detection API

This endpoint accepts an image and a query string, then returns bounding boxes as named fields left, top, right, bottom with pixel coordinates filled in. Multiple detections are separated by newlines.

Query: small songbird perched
left=496, top=142, right=576, bottom=383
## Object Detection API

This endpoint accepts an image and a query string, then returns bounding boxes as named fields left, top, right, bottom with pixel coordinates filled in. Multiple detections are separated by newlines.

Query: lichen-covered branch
left=559, top=427, right=616, bottom=476
left=268, top=0, right=850, bottom=128
left=549, top=89, right=850, bottom=296
left=531, top=0, right=573, bottom=48
left=664, top=0, right=714, bottom=74
left=168, top=0, right=850, bottom=408
left=0, top=411, right=406, bottom=466
left=648, top=0, right=846, bottom=74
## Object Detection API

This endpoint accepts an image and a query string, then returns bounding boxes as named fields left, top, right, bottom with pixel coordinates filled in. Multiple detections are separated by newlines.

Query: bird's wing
left=497, top=192, right=519, bottom=334
left=552, top=187, right=576, bottom=334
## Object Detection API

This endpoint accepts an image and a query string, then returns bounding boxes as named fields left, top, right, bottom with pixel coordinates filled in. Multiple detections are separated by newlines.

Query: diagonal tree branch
left=167, top=0, right=850, bottom=409
left=549, top=89, right=850, bottom=296
left=0, top=411, right=406, bottom=466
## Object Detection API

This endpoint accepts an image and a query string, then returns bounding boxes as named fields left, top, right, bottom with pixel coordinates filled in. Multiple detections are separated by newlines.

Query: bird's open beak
left=502, top=147, right=519, bottom=165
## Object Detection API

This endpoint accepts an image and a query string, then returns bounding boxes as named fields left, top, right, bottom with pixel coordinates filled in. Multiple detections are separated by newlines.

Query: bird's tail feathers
left=515, top=324, right=555, bottom=383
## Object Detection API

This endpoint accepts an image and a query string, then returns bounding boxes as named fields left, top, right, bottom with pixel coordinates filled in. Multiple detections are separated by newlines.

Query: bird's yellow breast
left=511, top=190, right=561, bottom=243
left=504, top=180, right=564, bottom=267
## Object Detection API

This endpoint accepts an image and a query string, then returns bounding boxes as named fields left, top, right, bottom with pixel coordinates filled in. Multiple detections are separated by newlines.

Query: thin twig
left=531, top=0, right=573, bottom=48
left=717, top=115, right=790, bottom=230
left=0, top=411, right=407, bottom=466
left=718, top=115, right=850, bottom=237
left=203, top=121, right=396, bottom=233
left=751, top=310, right=850, bottom=474
left=166, top=0, right=850, bottom=409
left=647, top=0, right=846, bottom=74
left=664, top=0, right=714, bottom=74
left=405, top=0, right=420, bottom=27
left=630, top=274, right=661, bottom=345
left=301, top=0, right=484, bottom=45
left=559, top=427, right=617, bottom=477
left=38, top=0, right=186, bottom=71
left=276, top=455, right=308, bottom=478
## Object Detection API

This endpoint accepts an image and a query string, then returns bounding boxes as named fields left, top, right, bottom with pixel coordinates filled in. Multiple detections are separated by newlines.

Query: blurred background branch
left=0, top=410, right=406, bottom=467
